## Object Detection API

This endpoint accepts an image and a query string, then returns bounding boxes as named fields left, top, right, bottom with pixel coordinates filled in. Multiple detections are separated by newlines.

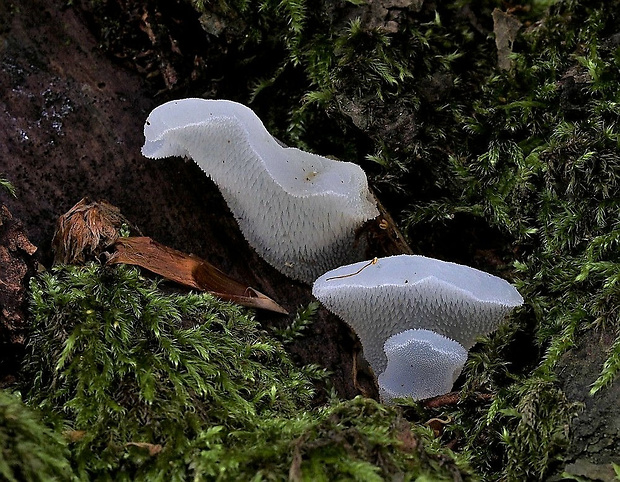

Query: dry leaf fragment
left=52, top=198, right=137, bottom=264
left=125, top=442, right=163, bottom=456
left=108, top=237, right=287, bottom=314
left=53, top=199, right=286, bottom=314
left=422, top=391, right=493, bottom=408
left=492, top=8, right=522, bottom=71
left=63, top=430, right=87, bottom=442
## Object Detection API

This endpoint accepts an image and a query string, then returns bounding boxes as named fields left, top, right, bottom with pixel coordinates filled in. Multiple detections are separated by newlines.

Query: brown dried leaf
left=108, top=237, right=287, bottom=314
left=125, top=442, right=163, bottom=456
left=52, top=198, right=138, bottom=264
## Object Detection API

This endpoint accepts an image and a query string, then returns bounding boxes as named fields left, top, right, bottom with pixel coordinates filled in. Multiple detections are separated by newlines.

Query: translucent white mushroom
left=312, top=254, right=523, bottom=400
left=379, top=329, right=468, bottom=402
left=142, top=99, right=378, bottom=283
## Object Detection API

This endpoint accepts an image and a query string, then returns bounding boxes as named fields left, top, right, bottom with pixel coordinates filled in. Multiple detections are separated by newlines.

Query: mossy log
left=1, top=0, right=620, bottom=480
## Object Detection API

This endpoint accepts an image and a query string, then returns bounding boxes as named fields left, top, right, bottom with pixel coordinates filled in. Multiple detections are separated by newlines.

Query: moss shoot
left=0, top=390, right=72, bottom=482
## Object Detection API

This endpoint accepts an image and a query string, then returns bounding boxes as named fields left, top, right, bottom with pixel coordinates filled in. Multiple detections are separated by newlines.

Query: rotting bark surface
left=554, top=329, right=620, bottom=481
left=0, top=205, right=36, bottom=384
left=0, top=0, right=373, bottom=399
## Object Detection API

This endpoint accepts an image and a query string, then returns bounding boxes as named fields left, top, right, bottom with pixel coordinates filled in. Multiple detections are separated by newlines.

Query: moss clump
left=26, top=263, right=316, bottom=479
left=0, top=390, right=72, bottom=482
left=403, top=0, right=620, bottom=382
left=397, top=1, right=620, bottom=479
left=24, top=264, right=473, bottom=480
left=190, top=396, right=474, bottom=481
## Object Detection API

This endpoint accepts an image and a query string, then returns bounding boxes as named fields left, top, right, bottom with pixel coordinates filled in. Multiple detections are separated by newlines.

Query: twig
left=326, top=257, right=378, bottom=281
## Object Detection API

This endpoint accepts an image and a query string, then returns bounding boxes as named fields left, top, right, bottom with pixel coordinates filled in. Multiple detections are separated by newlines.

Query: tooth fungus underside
left=379, top=329, right=468, bottom=401
left=312, top=254, right=524, bottom=396
left=142, top=99, right=379, bottom=283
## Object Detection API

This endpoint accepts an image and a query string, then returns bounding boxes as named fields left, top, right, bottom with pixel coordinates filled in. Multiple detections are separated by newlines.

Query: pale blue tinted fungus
left=378, top=329, right=467, bottom=402
left=142, top=99, right=378, bottom=283
left=313, top=254, right=523, bottom=400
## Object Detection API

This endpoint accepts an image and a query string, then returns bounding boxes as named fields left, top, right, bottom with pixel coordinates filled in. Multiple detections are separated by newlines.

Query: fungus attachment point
left=142, top=99, right=379, bottom=283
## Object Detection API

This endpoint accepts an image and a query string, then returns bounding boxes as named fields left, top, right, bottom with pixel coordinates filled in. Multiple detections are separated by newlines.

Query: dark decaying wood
left=0, top=205, right=37, bottom=385
left=0, top=205, right=37, bottom=345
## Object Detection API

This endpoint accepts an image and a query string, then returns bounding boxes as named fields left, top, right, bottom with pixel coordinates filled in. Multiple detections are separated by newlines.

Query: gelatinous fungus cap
left=142, top=99, right=379, bottom=283
left=312, top=254, right=524, bottom=400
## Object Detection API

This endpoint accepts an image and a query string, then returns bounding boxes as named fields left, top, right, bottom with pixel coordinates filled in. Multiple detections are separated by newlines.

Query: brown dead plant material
left=288, top=437, right=304, bottom=482
left=52, top=198, right=137, bottom=264
left=0, top=205, right=37, bottom=345
left=125, top=442, right=163, bottom=456
left=63, top=430, right=87, bottom=443
left=492, top=8, right=522, bottom=71
left=394, top=418, right=419, bottom=453
left=358, top=195, right=414, bottom=259
left=425, top=415, right=452, bottom=437
left=53, top=199, right=286, bottom=314
left=422, top=391, right=494, bottom=409
left=108, top=237, right=287, bottom=314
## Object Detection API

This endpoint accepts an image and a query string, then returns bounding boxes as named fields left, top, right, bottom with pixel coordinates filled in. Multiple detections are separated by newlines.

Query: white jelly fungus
left=142, top=99, right=378, bottom=283
left=379, top=329, right=468, bottom=402
left=312, top=254, right=523, bottom=400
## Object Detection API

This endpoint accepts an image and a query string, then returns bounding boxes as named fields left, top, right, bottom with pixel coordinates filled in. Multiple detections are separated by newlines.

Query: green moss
left=409, top=0, right=620, bottom=382
left=191, top=396, right=475, bottom=481
left=398, top=1, right=620, bottom=478
left=25, top=264, right=316, bottom=479
left=460, top=376, right=581, bottom=480
left=0, top=176, right=16, bottom=197
left=24, top=264, right=473, bottom=480
left=0, top=390, right=72, bottom=482
left=272, top=301, right=319, bottom=343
